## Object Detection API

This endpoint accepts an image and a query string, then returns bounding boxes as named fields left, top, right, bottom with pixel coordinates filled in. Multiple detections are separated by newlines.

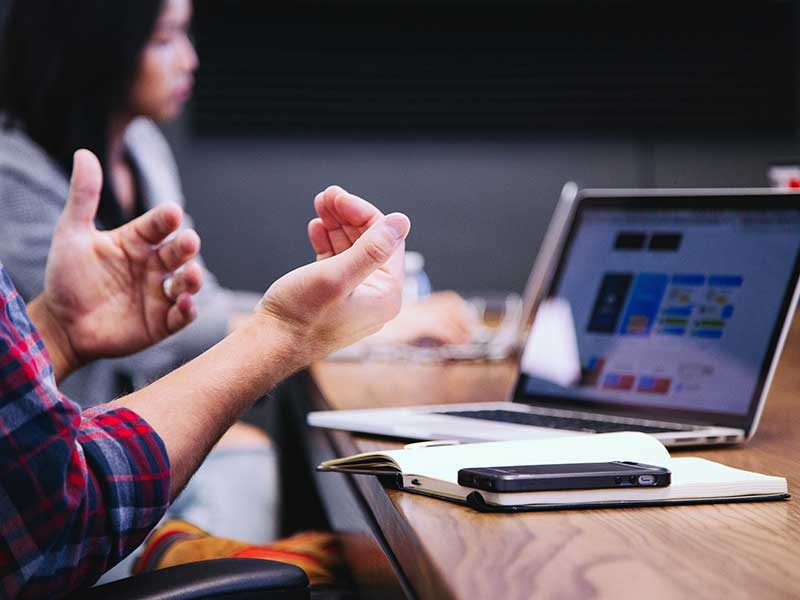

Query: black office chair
left=71, top=558, right=310, bottom=599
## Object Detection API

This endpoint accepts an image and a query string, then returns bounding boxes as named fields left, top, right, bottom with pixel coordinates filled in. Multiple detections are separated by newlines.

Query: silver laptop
left=309, top=188, right=800, bottom=447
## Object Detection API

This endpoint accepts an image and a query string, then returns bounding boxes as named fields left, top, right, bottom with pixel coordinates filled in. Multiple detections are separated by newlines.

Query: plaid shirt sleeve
left=0, top=264, right=171, bottom=599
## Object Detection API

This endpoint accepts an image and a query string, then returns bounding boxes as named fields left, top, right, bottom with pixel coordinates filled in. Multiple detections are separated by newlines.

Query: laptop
left=309, top=188, right=800, bottom=447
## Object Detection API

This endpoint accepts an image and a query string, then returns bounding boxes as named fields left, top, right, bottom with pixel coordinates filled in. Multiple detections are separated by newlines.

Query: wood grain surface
left=311, top=317, right=800, bottom=600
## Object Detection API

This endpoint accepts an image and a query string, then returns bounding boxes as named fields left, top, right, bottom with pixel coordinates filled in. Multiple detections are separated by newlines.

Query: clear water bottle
left=403, top=251, right=432, bottom=303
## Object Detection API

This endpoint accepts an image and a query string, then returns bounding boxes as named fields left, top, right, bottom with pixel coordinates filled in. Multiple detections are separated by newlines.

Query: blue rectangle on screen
left=619, top=273, right=669, bottom=335
left=661, top=327, right=686, bottom=336
left=692, top=329, right=724, bottom=339
left=638, top=376, right=654, bottom=388
left=671, top=274, right=705, bottom=286
left=708, top=275, right=743, bottom=287
left=722, top=305, right=734, bottom=319
left=663, top=306, right=692, bottom=317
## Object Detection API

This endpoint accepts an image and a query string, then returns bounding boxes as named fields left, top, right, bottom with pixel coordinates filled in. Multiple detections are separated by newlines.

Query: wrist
left=232, top=310, right=313, bottom=386
left=27, top=296, right=82, bottom=382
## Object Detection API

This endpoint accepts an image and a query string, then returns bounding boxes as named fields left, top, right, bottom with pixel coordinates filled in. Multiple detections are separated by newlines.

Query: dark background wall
left=166, top=125, right=798, bottom=295
left=3, top=0, right=800, bottom=294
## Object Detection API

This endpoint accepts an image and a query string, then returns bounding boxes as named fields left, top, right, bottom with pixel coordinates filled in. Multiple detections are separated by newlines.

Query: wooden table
left=306, top=318, right=800, bottom=600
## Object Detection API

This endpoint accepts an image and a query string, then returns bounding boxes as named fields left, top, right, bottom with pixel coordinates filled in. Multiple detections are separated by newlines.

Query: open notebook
left=317, top=433, right=788, bottom=512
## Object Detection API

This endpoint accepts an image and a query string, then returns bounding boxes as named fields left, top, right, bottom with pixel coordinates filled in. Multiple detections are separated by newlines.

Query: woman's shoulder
left=0, top=123, right=69, bottom=200
left=125, top=117, right=173, bottom=154
left=125, top=118, right=185, bottom=208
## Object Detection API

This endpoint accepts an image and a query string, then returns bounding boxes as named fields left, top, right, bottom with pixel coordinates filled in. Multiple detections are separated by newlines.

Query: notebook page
left=664, top=457, right=787, bottom=496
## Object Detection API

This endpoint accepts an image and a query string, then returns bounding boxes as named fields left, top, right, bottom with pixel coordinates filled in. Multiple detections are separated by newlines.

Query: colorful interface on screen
left=523, top=207, right=800, bottom=416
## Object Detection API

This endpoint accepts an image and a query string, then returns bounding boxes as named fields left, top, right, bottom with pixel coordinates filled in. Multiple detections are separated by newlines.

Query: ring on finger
left=162, top=275, right=175, bottom=300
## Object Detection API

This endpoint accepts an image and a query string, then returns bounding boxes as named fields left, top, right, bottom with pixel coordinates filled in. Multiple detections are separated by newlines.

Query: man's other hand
left=309, top=187, right=476, bottom=347
left=257, top=186, right=410, bottom=362
left=40, top=149, right=203, bottom=373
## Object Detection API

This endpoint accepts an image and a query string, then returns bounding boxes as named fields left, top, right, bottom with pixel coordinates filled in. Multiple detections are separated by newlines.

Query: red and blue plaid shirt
left=0, top=264, right=171, bottom=599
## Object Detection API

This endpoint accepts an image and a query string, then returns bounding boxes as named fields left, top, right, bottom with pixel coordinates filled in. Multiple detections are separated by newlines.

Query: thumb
left=61, top=149, right=103, bottom=229
left=326, top=212, right=411, bottom=294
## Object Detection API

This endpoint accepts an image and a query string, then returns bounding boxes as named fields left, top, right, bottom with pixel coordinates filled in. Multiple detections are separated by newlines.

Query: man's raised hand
left=258, top=186, right=410, bottom=361
left=39, top=149, right=203, bottom=375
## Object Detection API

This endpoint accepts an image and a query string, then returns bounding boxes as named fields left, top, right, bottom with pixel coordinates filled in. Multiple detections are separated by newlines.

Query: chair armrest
left=75, top=558, right=310, bottom=600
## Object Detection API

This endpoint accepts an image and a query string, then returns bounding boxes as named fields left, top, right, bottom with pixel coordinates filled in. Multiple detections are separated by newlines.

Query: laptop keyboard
left=436, top=409, right=689, bottom=434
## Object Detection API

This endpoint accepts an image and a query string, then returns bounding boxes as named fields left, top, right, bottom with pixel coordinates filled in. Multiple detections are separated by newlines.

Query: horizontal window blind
left=191, top=0, right=797, bottom=135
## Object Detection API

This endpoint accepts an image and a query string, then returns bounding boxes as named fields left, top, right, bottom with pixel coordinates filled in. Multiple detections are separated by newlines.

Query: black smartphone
left=457, top=461, right=671, bottom=493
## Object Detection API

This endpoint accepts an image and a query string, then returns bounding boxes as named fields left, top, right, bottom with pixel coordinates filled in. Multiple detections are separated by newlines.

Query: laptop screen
left=517, top=194, right=800, bottom=429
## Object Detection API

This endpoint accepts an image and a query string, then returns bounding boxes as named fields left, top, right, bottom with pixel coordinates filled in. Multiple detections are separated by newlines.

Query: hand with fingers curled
left=307, top=185, right=476, bottom=348
left=255, top=185, right=411, bottom=363
left=31, top=149, right=203, bottom=376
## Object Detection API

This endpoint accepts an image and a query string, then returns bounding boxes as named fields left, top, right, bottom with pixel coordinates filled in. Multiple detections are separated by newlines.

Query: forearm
left=26, top=295, right=81, bottom=383
left=113, top=314, right=305, bottom=498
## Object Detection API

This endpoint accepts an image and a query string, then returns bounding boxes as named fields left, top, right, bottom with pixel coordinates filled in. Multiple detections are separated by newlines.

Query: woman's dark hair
left=0, top=0, right=163, bottom=227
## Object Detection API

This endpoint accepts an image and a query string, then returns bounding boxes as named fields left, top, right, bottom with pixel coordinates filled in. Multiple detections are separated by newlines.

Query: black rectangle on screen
left=587, top=273, right=634, bottom=334
left=614, top=232, right=647, bottom=250
left=649, top=233, right=682, bottom=251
